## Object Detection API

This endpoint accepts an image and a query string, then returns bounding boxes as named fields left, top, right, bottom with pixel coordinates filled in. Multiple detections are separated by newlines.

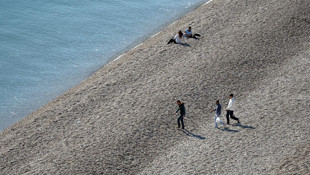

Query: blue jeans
left=214, top=114, right=225, bottom=128
left=177, top=115, right=185, bottom=129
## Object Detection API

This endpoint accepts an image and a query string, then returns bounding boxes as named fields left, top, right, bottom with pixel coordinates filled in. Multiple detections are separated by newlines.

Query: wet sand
left=1, top=0, right=310, bottom=174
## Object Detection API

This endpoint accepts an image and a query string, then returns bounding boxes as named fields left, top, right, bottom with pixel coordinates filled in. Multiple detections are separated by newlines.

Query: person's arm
left=211, top=105, right=217, bottom=113
left=226, top=99, right=232, bottom=110
left=174, top=34, right=178, bottom=40
left=175, top=108, right=180, bottom=113
left=184, top=30, right=189, bottom=37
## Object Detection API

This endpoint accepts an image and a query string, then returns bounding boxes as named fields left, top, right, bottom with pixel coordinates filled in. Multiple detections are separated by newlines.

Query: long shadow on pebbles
left=219, top=123, right=255, bottom=133
left=232, top=123, right=255, bottom=129
left=220, top=127, right=239, bottom=133
left=181, top=129, right=206, bottom=140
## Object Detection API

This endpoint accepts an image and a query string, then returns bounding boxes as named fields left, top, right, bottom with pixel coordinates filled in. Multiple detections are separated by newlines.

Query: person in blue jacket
left=210, top=100, right=225, bottom=128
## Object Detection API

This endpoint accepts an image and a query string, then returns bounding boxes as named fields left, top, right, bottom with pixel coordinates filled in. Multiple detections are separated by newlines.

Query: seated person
left=167, top=30, right=186, bottom=44
left=184, top=26, right=201, bottom=38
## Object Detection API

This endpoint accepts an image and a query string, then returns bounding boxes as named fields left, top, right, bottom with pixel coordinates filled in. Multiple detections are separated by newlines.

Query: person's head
left=177, top=100, right=182, bottom=105
left=178, top=30, right=183, bottom=37
left=229, top=94, right=234, bottom=98
left=216, top=100, right=219, bottom=105
left=188, top=26, right=192, bottom=31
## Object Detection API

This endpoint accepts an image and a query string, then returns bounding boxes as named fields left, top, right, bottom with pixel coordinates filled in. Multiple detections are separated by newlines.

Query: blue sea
left=0, top=0, right=208, bottom=130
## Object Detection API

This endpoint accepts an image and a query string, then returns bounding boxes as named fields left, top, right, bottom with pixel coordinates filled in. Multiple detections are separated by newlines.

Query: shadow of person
left=220, top=127, right=239, bottom=133
left=189, top=37, right=200, bottom=40
left=181, top=129, right=206, bottom=140
left=180, top=43, right=191, bottom=47
left=232, top=123, right=255, bottom=129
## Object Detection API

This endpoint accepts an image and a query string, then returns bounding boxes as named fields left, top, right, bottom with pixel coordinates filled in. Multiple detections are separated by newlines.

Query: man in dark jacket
left=210, top=100, right=225, bottom=128
left=175, top=100, right=186, bottom=129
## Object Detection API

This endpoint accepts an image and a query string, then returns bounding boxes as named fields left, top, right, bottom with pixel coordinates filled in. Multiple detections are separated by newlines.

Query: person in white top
left=225, top=94, right=240, bottom=124
left=184, top=26, right=201, bottom=38
left=167, top=31, right=186, bottom=44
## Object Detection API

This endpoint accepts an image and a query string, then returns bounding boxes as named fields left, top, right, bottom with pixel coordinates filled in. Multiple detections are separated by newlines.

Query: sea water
left=0, top=0, right=208, bottom=130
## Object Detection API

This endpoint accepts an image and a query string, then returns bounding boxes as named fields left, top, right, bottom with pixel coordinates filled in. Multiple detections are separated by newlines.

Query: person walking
left=175, top=100, right=186, bottom=129
left=210, top=100, right=225, bottom=128
left=226, top=94, right=240, bottom=124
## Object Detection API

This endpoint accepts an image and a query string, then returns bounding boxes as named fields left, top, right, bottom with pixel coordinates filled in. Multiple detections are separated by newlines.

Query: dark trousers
left=187, top=33, right=201, bottom=38
left=192, top=33, right=201, bottom=38
left=177, top=115, right=185, bottom=129
left=167, top=39, right=177, bottom=44
left=226, top=110, right=239, bottom=124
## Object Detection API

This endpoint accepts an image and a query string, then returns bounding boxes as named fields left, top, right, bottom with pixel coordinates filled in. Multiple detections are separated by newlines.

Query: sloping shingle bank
left=0, top=0, right=309, bottom=174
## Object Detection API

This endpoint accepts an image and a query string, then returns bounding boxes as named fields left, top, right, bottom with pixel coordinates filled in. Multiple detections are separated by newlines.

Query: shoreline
left=108, top=0, right=214, bottom=67
left=0, top=0, right=210, bottom=132
left=106, top=0, right=212, bottom=67
left=1, top=0, right=309, bottom=174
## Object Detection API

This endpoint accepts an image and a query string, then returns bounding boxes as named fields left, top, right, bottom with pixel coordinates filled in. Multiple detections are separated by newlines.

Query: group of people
left=171, top=26, right=239, bottom=129
left=167, top=26, right=201, bottom=44
left=175, top=94, right=240, bottom=129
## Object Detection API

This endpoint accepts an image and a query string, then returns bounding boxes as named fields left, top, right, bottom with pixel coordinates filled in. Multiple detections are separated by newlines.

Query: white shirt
left=174, top=34, right=185, bottom=44
left=227, top=98, right=235, bottom=111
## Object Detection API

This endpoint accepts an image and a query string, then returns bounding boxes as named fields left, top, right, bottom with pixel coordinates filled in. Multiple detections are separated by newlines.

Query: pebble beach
left=1, top=0, right=309, bottom=174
